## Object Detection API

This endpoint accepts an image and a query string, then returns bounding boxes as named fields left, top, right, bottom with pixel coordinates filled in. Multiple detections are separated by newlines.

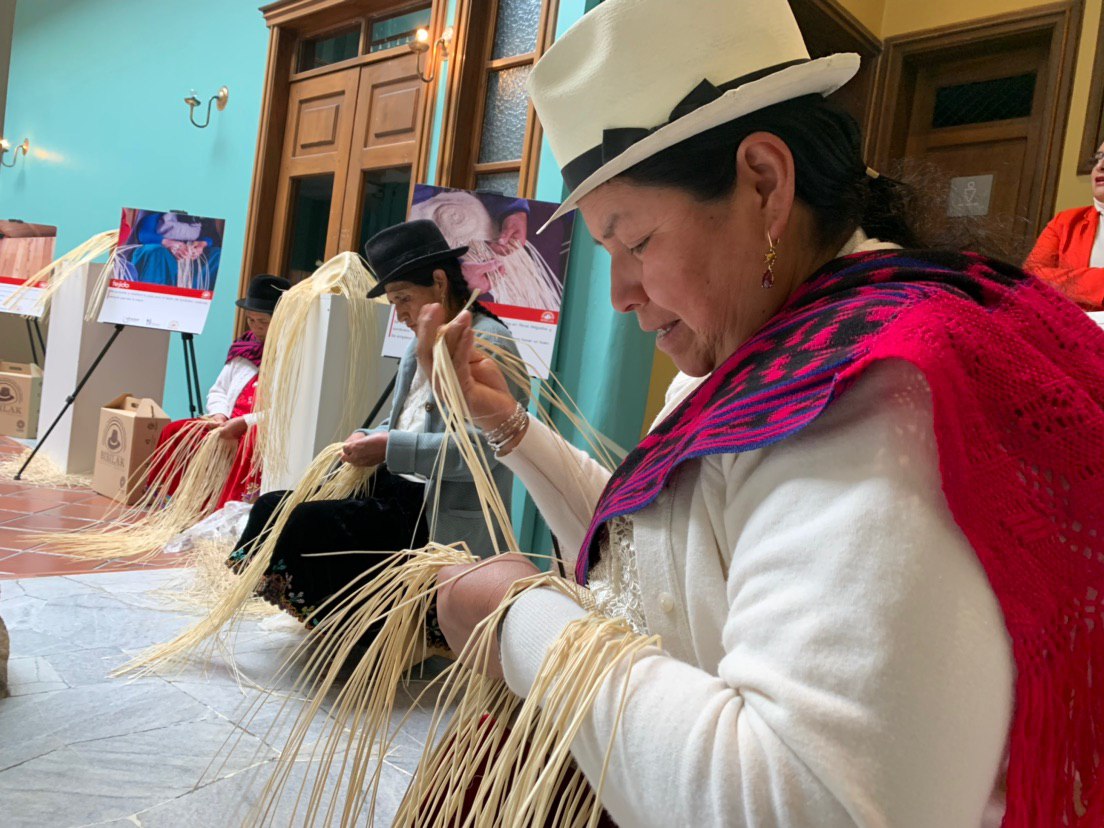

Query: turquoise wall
left=1, top=0, right=270, bottom=418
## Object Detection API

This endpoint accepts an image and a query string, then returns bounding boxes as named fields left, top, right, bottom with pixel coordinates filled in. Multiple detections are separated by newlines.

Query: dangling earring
left=762, top=231, right=778, bottom=289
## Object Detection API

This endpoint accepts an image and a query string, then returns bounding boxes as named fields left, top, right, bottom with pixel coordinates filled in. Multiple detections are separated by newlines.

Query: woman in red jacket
left=1025, top=143, right=1104, bottom=309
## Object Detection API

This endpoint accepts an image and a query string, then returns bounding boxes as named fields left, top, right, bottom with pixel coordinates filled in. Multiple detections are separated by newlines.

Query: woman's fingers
left=444, top=312, right=475, bottom=378
left=415, top=303, right=448, bottom=376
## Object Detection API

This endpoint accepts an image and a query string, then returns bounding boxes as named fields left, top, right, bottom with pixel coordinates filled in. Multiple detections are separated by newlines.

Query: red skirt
left=146, top=420, right=260, bottom=509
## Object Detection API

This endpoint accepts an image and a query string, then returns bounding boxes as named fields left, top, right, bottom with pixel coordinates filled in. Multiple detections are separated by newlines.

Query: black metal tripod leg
left=13, top=324, right=125, bottom=480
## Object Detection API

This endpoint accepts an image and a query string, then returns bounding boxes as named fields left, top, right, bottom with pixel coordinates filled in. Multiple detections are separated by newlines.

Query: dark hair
left=617, top=94, right=923, bottom=250
left=402, top=259, right=505, bottom=325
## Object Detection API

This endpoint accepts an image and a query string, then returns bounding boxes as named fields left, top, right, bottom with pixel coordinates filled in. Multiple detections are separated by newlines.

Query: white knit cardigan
left=499, top=345, right=1013, bottom=825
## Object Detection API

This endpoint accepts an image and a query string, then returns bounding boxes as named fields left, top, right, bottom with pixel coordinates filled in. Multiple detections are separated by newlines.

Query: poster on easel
left=0, top=220, right=58, bottom=317
left=380, top=185, right=575, bottom=378
left=96, top=208, right=226, bottom=334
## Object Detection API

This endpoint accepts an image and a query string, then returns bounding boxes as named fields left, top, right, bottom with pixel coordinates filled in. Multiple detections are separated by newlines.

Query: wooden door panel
left=285, top=72, right=359, bottom=170
left=900, top=41, right=1048, bottom=261
left=270, top=69, right=360, bottom=276
left=924, top=142, right=1028, bottom=213
left=295, top=101, right=341, bottom=150
left=369, top=84, right=421, bottom=143
left=352, top=55, right=424, bottom=166
left=337, top=54, right=425, bottom=252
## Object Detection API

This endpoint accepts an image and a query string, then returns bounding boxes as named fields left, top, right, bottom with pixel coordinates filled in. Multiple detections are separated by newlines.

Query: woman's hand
left=201, top=414, right=229, bottom=430
left=415, top=306, right=517, bottom=432
left=491, top=211, right=528, bottom=256
left=215, top=416, right=248, bottom=442
left=436, top=553, right=541, bottom=679
left=162, top=239, right=188, bottom=261
left=342, top=431, right=387, bottom=467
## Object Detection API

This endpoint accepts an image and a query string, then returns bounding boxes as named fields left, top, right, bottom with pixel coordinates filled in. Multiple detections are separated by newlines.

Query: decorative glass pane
left=478, top=66, right=532, bottom=164
left=357, top=167, right=413, bottom=254
left=286, top=174, right=333, bottom=283
left=476, top=170, right=521, bottom=198
left=298, top=26, right=361, bottom=72
left=369, top=6, right=432, bottom=53
left=474, top=170, right=521, bottom=197
left=492, top=0, right=541, bottom=60
left=932, top=73, right=1036, bottom=129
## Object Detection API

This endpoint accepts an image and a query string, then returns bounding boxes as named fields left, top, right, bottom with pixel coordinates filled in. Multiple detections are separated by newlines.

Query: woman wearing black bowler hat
left=228, top=221, right=527, bottom=633
left=147, top=274, right=290, bottom=508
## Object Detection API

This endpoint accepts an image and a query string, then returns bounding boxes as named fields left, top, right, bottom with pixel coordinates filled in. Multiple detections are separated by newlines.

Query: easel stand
left=15, top=324, right=125, bottom=480
left=180, top=333, right=203, bottom=418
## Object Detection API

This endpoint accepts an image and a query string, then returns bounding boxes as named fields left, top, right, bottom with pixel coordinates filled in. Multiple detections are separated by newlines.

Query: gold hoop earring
left=762, top=231, right=778, bottom=289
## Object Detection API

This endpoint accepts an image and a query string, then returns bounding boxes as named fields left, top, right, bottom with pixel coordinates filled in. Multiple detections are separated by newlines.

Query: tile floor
left=0, top=437, right=182, bottom=580
left=0, top=437, right=434, bottom=825
left=0, top=570, right=439, bottom=827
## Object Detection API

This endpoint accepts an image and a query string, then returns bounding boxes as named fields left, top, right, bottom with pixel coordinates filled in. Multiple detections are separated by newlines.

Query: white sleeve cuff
left=500, top=587, right=588, bottom=698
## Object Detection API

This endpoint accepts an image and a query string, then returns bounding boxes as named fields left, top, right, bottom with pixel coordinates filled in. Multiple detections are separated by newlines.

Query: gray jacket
left=364, top=313, right=526, bottom=557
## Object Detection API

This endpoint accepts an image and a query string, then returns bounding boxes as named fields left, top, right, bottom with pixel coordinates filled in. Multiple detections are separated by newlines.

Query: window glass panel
left=298, top=26, right=361, bottom=72
left=286, top=174, right=333, bottom=283
left=369, top=6, right=432, bottom=53
left=475, top=171, right=521, bottom=198
left=932, top=73, right=1036, bottom=129
left=492, top=0, right=541, bottom=60
left=357, top=167, right=413, bottom=254
left=478, top=65, right=532, bottom=164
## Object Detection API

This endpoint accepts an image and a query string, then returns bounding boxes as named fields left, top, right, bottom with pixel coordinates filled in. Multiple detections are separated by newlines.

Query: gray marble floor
left=0, top=569, right=444, bottom=827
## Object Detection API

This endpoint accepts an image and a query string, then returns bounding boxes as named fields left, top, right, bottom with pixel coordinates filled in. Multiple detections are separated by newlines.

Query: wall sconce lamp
left=0, top=138, right=29, bottom=169
left=409, top=26, right=454, bottom=84
left=184, top=86, right=230, bottom=129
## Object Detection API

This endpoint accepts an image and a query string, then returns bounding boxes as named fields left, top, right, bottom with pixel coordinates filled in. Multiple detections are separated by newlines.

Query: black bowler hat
left=364, top=220, right=468, bottom=298
left=236, top=274, right=290, bottom=314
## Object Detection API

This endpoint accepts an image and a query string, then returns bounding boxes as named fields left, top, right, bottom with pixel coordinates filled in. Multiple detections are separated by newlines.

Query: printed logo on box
left=0, top=380, right=22, bottom=410
left=100, top=416, right=128, bottom=467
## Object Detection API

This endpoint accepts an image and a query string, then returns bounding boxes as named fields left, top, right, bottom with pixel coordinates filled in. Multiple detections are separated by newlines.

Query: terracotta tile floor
left=0, top=437, right=185, bottom=580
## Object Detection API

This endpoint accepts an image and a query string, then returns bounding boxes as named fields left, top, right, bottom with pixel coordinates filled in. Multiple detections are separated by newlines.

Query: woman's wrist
left=473, top=399, right=523, bottom=433
left=482, top=402, right=529, bottom=454
left=493, top=412, right=530, bottom=456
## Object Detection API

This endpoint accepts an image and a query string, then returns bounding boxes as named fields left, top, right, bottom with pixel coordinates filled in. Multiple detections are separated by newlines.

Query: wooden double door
left=268, top=51, right=426, bottom=283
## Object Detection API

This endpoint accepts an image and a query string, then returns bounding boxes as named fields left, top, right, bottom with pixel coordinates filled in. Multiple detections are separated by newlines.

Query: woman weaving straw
left=229, top=220, right=526, bottom=626
left=412, top=0, right=1104, bottom=824
left=147, top=275, right=289, bottom=509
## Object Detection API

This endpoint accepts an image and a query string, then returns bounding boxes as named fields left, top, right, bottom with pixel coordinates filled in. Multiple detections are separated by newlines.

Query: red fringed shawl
left=580, top=250, right=1104, bottom=826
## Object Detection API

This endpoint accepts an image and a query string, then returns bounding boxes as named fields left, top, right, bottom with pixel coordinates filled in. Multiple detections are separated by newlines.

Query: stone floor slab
left=6, top=655, right=67, bottom=696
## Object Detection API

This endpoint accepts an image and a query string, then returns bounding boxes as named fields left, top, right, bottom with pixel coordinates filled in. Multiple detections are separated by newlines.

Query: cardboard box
left=92, top=395, right=170, bottom=504
left=0, top=362, right=43, bottom=439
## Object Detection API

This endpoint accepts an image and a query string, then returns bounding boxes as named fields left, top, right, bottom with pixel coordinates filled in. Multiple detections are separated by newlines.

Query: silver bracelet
left=483, top=403, right=528, bottom=452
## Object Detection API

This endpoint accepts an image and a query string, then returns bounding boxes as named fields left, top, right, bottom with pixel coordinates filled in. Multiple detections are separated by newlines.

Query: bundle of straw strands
left=118, top=443, right=377, bottom=678
left=253, top=251, right=385, bottom=481
left=204, top=321, right=643, bottom=826
left=37, top=421, right=236, bottom=562
left=3, top=229, right=121, bottom=319
left=152, top=536, right=279, bottom=621
left=0, top=450, right=90, bottom=488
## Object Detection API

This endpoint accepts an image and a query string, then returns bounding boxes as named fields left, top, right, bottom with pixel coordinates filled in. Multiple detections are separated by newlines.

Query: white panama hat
left=528, top=0, right=861, bottom=230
